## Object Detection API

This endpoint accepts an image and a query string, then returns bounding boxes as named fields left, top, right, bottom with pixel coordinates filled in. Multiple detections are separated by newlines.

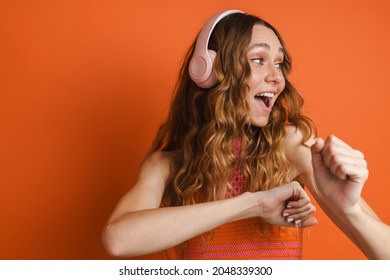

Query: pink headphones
left=189, top=9, right=245, bottom=89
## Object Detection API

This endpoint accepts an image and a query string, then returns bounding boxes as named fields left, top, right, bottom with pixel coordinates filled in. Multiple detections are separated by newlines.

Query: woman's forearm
left=102, top=192, right=258, bottom=258
left=342, top=204, right=390, bottom=259
left=318, top=198, right=390, bottom=259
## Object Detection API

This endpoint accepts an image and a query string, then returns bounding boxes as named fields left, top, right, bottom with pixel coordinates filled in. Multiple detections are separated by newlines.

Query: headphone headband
left=189, top=9, right=245, bottom=89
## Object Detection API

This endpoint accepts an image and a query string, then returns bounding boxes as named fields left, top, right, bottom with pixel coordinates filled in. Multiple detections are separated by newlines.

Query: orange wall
left=1, top=0, right=389, bottom=259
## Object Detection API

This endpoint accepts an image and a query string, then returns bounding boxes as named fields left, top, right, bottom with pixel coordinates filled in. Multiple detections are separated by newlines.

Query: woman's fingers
left=276, top=181, right=317, bottom=227
left=321, top=136, right=367, bottom=176
left=283, top=202, right=316, bottom=225
left=319, top=135, right=368, bottom=182
left=301, top=216, right=319, bottom=228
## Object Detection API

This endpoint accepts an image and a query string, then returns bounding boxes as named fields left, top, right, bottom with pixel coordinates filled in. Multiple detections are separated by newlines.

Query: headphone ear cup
left=198, top=49, right=217, bottom=89
left=189, top=49, right=217, bottom=89
left=188, top=10, right=244, bottom=89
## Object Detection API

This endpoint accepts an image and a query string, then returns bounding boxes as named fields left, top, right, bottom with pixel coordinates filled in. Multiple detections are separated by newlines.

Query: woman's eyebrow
left=248, top=43, right=283, bottom=53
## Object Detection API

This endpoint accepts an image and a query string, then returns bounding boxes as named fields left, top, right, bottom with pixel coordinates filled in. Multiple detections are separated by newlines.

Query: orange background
left=1, top=0, right=389, bottom=259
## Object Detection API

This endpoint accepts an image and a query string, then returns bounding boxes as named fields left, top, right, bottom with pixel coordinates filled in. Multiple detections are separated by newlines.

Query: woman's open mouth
left=254, top=92, right=274, bottom=108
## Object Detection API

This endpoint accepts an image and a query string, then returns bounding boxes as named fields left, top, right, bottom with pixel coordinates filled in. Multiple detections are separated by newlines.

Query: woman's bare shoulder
left=143, top=150, right=174, bottom=166
left=283, top=125, right=315, bottom=150
left=139, top=151, right=175, bottom=181
left=282, top=125, right=315, bottom=175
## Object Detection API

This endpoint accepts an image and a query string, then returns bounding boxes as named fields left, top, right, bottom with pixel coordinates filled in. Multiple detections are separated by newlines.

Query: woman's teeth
left=256, top=92, right=275, bottom=98
left=255, top=92, right=274, bottom=107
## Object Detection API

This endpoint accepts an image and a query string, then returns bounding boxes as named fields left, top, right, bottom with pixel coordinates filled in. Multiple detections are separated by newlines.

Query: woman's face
left=246, top=24, right=286, bottom=127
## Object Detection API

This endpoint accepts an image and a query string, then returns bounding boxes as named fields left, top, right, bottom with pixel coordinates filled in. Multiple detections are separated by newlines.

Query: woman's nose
left=265, top=65, right=283, bottom=84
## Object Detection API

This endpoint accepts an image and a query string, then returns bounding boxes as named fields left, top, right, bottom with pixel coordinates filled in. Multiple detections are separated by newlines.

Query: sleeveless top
left=165, top=139, right=302, bottom=260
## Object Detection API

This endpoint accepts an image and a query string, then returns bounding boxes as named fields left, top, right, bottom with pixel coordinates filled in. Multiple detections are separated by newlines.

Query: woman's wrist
left=342, top=203, right=369, bottom=229
left=328, top=202, right=365, bottom=231
left=229, top=192, right=262, bottom=221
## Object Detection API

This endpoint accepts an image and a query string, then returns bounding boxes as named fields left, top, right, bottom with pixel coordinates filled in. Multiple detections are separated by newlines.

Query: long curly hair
left=147, top=12, right=316, bottom=206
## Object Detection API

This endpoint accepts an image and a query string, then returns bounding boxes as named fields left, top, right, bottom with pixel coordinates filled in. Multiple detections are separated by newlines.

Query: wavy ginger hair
left=147, top=13, right=316, bottom=206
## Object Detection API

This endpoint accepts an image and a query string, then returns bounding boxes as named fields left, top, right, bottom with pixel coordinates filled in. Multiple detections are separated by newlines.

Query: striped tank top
left=166, top=139, right=302, bottom=260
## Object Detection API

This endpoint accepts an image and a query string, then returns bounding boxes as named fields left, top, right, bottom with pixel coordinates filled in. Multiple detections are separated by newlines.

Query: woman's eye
left=251, top=58, right=264, bottom=64
left=275, top=62, right=283, bottom=69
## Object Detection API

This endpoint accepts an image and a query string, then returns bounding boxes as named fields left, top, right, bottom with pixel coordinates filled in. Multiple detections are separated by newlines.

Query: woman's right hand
left=255, top=181, right=318, bottom=228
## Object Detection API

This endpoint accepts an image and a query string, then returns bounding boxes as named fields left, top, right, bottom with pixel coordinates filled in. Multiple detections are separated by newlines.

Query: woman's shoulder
left=282, top=124, right=315, bottom=175
left=145, top=150, right=174, bottom=164
left=141, top=151, right=175, bottom=175
left=282, top=124, right=315, bottom=150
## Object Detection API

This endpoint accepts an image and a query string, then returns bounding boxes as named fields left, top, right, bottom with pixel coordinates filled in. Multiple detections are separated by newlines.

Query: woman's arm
left=309, top=136, right=390, bottom=259
left=290, top=131, right=390, bottom=259
left=102, top=151, right=317, bottom=258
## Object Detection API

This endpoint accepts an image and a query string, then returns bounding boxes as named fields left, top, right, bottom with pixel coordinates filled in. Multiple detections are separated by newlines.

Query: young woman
left=102, top=10, right=375, bottom=259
